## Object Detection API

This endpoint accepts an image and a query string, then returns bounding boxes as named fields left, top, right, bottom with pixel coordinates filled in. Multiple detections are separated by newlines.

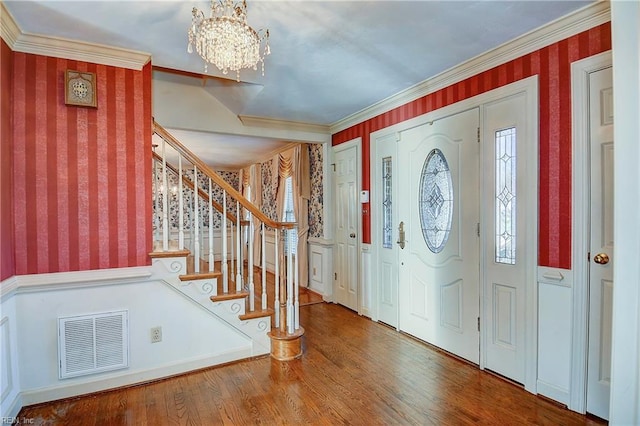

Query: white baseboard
left=20, top=347, right=253, bottom=407
left=1, top=392, right=22, bottom=421
left=537, top=380, right=570, bottom=406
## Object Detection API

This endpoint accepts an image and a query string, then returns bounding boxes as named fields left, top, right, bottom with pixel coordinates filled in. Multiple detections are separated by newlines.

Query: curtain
left=296, top=144, right=310, bottom=288
left=275, top=145, right=310, bottom=288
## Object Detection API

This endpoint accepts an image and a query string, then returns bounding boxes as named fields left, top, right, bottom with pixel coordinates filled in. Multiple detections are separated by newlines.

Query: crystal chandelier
left=187, top=0, right=270, bottom=81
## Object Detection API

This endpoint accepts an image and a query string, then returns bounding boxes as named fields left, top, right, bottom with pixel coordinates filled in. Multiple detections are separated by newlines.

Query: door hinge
left=477, top=317, right=480, bottom=332
left=477, top=127, right=480, bottom=143
left=334, top=272, right=337, bottom=280
left=476, top=223, right=480, bottom=237
left=587, top=252, right=590, bottom=262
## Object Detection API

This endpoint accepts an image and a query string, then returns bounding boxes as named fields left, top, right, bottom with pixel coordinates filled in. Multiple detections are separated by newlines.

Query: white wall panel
left=537, top=267, right=573, bottom=405
left=0, top=289, right=21, bottom=419
left=11, top=272, right=252, bottom=406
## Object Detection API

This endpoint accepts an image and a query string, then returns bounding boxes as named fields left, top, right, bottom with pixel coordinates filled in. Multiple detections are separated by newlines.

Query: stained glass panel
left=495, top=127, right=516, bottom=265
left=382, top=157, right=393, bottom=249
left=419, top=149, right=453, bottom=253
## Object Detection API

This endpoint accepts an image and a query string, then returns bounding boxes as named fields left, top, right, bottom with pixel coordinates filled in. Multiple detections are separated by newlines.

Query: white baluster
left=287, top=228, right=294, bottom=334
left=222, top=191, right=228, bottom=293
left=274, top=228, right=280, bottom=328
left=193, top=165, right=200, bottom=273
left=153, top=157, right=159, bottom=244
left=248, top=214, right=255, bottom=311
left=178, top=156, right=184, bottom=250
left=261, top=223, right=267, bottom=310
left=161, top=138, right=169, bottom=251
left=236, top=201, right=242, bottom=291
left=230, top=222, right=235, bottom=284
left=208, top=178, right=214, bottom=272
left=294, top=227, right=300, bottom=330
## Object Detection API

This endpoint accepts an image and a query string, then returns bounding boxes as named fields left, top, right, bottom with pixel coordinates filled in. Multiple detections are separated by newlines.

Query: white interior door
left=482, top=92, right=532, bottom=384
left=375, top=134, right=399, bottom=327
left=334, top=143, right=359, bottom=311
left=587, top=66, right=614, bottom=420
left=397, top=108, right=480, bottom=363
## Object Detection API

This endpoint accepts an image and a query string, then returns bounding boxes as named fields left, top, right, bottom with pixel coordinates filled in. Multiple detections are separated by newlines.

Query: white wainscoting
left=360, top=244, right=372, bottom=318
left=0, top=283, right=21, bottom=420
left=0, top=267, right=255, bottom=412
left=308, top=237, right=333, bottom=298
left=537, top=266, right=573, bottom=405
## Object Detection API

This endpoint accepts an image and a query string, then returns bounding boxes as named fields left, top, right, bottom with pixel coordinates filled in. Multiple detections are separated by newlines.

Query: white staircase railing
left=151, top=121, right=301, bottom=346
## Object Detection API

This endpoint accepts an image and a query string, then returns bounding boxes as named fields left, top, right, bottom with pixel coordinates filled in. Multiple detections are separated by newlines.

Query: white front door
left=481, top=92, right=533, bottom=384
left=397, top=108, right=480, bottom=363
left=587, top=66, right=614, bottom=420
left=334, top=143, right=359, bottom=311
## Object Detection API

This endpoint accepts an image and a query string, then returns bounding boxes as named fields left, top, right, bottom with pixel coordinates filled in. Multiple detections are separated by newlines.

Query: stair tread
left=179, top=270, right=222, bottom=281
left=239, top=307, right=275, bottom=321
left=149, top=249, right=190, bottom=259
left=210, top=289, right=250, bottom=302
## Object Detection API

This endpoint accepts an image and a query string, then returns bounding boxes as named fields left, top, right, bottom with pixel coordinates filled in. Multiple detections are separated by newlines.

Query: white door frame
left=369, top=76, right=538, bottom=392
left=570, top=50, right=612, bottom=414
left=332, top=138, right=362, bottom=313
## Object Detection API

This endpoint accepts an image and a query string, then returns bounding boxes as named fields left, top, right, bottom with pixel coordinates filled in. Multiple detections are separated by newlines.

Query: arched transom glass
left=419, top=149, right=453, bottom=253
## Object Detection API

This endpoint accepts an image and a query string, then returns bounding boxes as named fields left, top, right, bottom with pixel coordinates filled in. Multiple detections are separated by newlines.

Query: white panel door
left=398, top=108, right=480, bottom=363
left=375, top=133, right=399, bottom=327
left=587, top=66, right=614, bottom=421
left=334, top=144, right=359, bottom=311
left=482, top=93, right=530, bottom=384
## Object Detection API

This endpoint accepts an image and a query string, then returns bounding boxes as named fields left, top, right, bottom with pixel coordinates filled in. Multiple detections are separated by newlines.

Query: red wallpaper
left=332, top=22, right=611, bottom=269
left=11, top=53, right=152, bottom=275
left=1, top=40, right=15, bottom=282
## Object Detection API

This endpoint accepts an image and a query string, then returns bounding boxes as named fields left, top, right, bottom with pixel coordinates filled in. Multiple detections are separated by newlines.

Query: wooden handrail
left=152, top=152, right=237, bottom=224
left=154, top=120, right=296, bottom=230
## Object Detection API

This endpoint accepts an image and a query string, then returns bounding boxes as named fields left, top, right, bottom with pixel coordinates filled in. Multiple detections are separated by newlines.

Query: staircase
left=149, top=120, right=303, bottom=361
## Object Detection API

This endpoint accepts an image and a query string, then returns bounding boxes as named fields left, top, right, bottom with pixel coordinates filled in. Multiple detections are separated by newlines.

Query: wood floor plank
left=18, top=302, right=606, bottom=425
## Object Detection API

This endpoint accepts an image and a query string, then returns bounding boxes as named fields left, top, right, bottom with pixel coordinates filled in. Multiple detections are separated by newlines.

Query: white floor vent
left=58, top=310, right=129, bottom=379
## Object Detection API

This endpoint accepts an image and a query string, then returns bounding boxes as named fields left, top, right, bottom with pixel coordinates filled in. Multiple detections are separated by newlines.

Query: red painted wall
left=333, top=22, right=611, bottom=269
left=1, top=40, right=15, bottom=282
left=11, top=52, right=153, bottom=275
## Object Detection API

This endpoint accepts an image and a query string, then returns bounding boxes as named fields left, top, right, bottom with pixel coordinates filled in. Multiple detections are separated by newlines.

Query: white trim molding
left=5, top=267, right=153, bottom=297
left=238, top=116, right=330, bottom=135
left=1, top=2, right=150, bottom=70
left=570, top=50, right=612, bottom=414
left=330, top=1, right=610, bottom=134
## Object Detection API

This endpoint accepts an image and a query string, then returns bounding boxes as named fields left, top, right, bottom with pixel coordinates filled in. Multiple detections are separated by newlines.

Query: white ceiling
left=4, top=0, right=592, bottom=169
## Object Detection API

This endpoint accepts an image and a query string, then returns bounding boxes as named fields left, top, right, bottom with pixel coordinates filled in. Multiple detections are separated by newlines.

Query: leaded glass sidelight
left=495, top=127, right=516, bottom=265
left=419, top=149, right=453, bottom=253
left=382, top=157, right=393, bottom=249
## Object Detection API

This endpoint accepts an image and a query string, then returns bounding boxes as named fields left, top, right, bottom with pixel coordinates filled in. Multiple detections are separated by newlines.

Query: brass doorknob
left=593, top=253, right=610, bottom=265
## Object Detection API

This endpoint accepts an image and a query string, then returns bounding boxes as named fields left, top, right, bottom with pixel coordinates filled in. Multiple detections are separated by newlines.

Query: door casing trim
left=570, top=50, right=612, bottom=414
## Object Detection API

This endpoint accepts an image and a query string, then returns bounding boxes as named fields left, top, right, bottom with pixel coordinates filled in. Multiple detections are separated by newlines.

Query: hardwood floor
left=19, top=302, right=604, bottom=425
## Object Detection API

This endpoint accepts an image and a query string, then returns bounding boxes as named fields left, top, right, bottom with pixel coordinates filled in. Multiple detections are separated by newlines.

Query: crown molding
left=239, top=115, right=330, bottom=135
left=0, top=2, right=150, bottom=70
left=0, top=2, right=20, bottom=48
left=330, top=1, right=611, bottom=134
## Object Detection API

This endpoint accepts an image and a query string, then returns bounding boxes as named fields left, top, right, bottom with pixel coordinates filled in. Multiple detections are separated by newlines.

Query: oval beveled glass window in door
left=419, top=148, right=453, bottom=253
